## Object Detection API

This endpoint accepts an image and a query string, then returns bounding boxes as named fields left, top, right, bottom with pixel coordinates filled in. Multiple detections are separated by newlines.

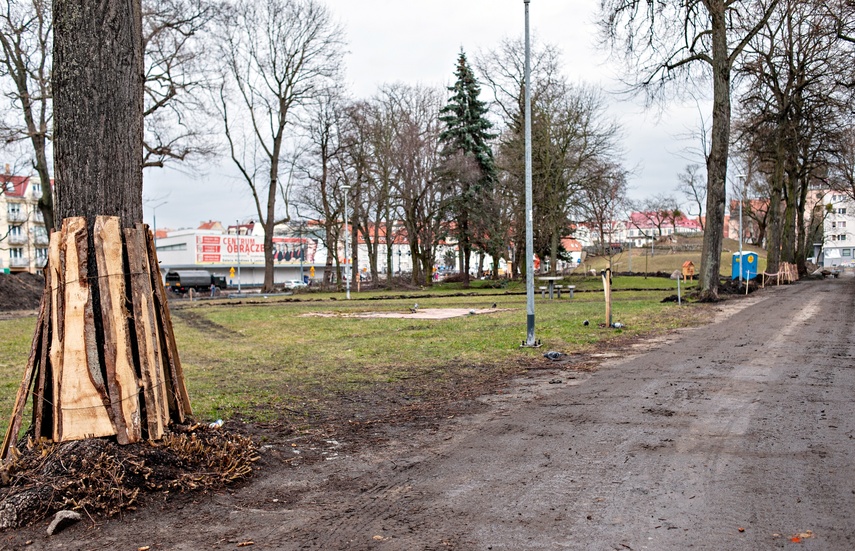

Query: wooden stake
left=145, top=225, right=191, bottom=420
left=95, top=216, right=142, bottom=444
left=602, top=268, right=612, bottom=327
left=32, top=266, right=52, bottom=441
left=48, top=228, right=65, bottom=441
left=125, top=226, right=167, bottom=440
left=55, top=217, right=115, bottom=442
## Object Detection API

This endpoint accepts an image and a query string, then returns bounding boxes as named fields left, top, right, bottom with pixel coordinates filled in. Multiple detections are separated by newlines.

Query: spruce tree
left=439, top=50, right=497, bottom=286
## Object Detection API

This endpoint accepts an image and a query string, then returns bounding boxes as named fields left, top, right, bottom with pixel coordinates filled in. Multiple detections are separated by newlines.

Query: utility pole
left=342, top=185, right=351, bottom=299
left=738, top=175, right=745, bottom=284
left=522, top=0, right=537, bottom=347
left=235, top=219, right=242, bottom=294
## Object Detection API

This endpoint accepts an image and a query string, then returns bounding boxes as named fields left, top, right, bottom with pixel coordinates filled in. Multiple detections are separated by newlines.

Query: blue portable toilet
left=732, top=252, right=758, bottom=280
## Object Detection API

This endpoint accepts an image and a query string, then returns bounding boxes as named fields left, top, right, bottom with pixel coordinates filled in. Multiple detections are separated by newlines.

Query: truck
left=164, top=270, right=227, bottom=294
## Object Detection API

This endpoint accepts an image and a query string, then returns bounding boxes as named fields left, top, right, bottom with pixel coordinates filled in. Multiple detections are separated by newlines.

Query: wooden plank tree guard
left=0, top=216, right=191, bottom=459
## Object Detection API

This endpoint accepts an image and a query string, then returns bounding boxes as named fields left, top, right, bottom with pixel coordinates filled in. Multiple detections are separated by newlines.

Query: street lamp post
left=150, top=200, right=167, bottom=245
left=522, top=0, right=537, bottom=347
left=298, top=221, right=305, bottom=283
left=342, top=185, right=351, bottom=299
left=235, top=219, right=242, bottom=294
left=737, top=175, right=746, bottom=284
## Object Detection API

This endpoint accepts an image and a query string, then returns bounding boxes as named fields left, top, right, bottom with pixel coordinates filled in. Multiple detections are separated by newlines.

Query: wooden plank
left=0, top=283, right=48, bottom=459
left=32, top=263, right=52, bottom=440
left=144, top=224, right=191, bottom=420
left=602, top=268, right=612, bottom=327
left=125, top=227, right=166, bottom=439
left=56, top=217, right=115, bottom=442
left=48, top=227, right=64, bottom=441
left=94, top=216, right=142, bottom=444
left=32, top=265, right=53, bottom=439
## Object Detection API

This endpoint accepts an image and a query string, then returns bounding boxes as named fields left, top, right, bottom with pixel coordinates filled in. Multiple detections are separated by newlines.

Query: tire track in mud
left=171, top=308, right=242, bottom=339
left=24, top=277, right=855, bottom=550
left=283, top=278, right=855, bottom=550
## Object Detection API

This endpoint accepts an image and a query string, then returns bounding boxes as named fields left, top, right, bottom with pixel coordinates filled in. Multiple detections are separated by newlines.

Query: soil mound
left=0, top=273, right=44, bottom=312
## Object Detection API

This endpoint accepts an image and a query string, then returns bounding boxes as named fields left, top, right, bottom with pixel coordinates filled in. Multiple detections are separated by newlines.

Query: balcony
left=7, top=234, right=27, bottom=245
left=33, top=235, right=49, bottom=246
left=6, top=211, right=27, bottom=223
left=9, top=257, right=30, bottom=268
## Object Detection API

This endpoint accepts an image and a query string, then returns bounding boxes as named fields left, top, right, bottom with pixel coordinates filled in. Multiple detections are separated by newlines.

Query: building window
left=832, top=222, right=837, bottom=229
left=157, top=243, right=187, bottom=252
left=4, top=181, right=13, bottom=193
left=838, top=208, right=847, bottom=215
left=843, top=249, right=852, bottom=257
left=7, top=203, right=20, bottom=217
left=841, top=221, right=847, bottom=228
left=10, top=247, right=22, bottom=259
left=9, top=225, right=22, bottom=238
left=35, top=248, right=48, bottom=262
left=839, top=234, right=847, bottom=241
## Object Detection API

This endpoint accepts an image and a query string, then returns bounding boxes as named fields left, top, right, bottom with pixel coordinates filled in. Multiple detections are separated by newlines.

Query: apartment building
left=1, top=175, right=49, bottom=274
left=818, top=192, right=855, bottom=268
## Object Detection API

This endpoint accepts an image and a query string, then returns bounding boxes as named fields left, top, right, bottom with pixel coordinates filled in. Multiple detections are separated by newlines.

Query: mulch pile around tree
left=0, top=273, right=44, bottom=312
left=0, top=423, right=258, bottom=530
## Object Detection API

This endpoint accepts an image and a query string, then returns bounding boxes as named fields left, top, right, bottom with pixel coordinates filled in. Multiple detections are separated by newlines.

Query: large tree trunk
left=699, top=4, right=731, bottom=301
left=765, top=147, right=786, bottom=273
left=1, top=0, right=190, bottom=457
left=53, top=0, right=143, bottom=225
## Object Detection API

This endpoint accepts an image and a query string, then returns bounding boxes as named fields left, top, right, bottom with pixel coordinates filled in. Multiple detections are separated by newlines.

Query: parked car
left=284, top=279, right=308, bottom=289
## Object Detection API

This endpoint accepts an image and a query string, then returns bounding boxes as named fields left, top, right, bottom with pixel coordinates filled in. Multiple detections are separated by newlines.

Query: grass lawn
left=0, top=281, right=710, bottom=437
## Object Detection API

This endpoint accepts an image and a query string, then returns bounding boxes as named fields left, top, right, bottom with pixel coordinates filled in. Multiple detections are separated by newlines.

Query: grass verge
left=0, top=284, right=710, bottom=437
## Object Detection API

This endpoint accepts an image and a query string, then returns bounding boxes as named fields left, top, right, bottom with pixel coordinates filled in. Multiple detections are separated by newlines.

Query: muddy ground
left=2, top=276, right=854, bottom=550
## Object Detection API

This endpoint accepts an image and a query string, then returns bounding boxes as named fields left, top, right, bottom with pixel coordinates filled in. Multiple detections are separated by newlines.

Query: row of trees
left=730, top=0, right=855, bottom=276
left=601, top=0, right=855, bottom=296
left=15, top=0, right=855, bottom=297
left=0, top=0, right=630, bottom=292
left=293, top=39, right=628, bottom=290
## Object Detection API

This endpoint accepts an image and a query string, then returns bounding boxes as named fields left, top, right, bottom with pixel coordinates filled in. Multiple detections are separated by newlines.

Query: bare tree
left=830, top=127, right=855, bottom=203
left=382, top=83, right=447, bottom=286
left=478, top=38, right=624, bottom=276
left=734, top=0, right=855, bottom=274
left=215, top=0, right=344, bottom=292
left=54, top=0, right=142, bottom=224
left=630, top=194, right=683, bottom=241
left=340, top=97, right=399, bottom=285
left=573, top=160, right=628, bottom=264
left=677, top=164, right=706, bottom=230
left=294, top=90, right=346, bottom=286
left=600, top=0, right=779, bottom=300
left=142, top=0, right=216, bottom=168
left=0, top=0, right=53, bottom=229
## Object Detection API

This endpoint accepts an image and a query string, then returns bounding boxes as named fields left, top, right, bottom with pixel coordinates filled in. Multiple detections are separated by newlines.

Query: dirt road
left=6, top=276, right=855, bottom=550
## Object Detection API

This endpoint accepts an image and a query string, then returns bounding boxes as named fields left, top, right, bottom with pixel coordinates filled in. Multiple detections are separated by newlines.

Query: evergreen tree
left=439, top=50, right=497, bottom=286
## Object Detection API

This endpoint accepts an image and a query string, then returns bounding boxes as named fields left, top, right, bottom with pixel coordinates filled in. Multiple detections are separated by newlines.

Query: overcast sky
left=143, top=0, right=708, bottom=231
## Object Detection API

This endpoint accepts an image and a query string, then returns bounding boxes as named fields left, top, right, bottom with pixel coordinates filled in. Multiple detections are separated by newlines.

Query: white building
left=818, top=192, right=855, bottom=268
left=0, top=175, right=49, bottom=274
left=155, top=221, right=329, bottom=286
